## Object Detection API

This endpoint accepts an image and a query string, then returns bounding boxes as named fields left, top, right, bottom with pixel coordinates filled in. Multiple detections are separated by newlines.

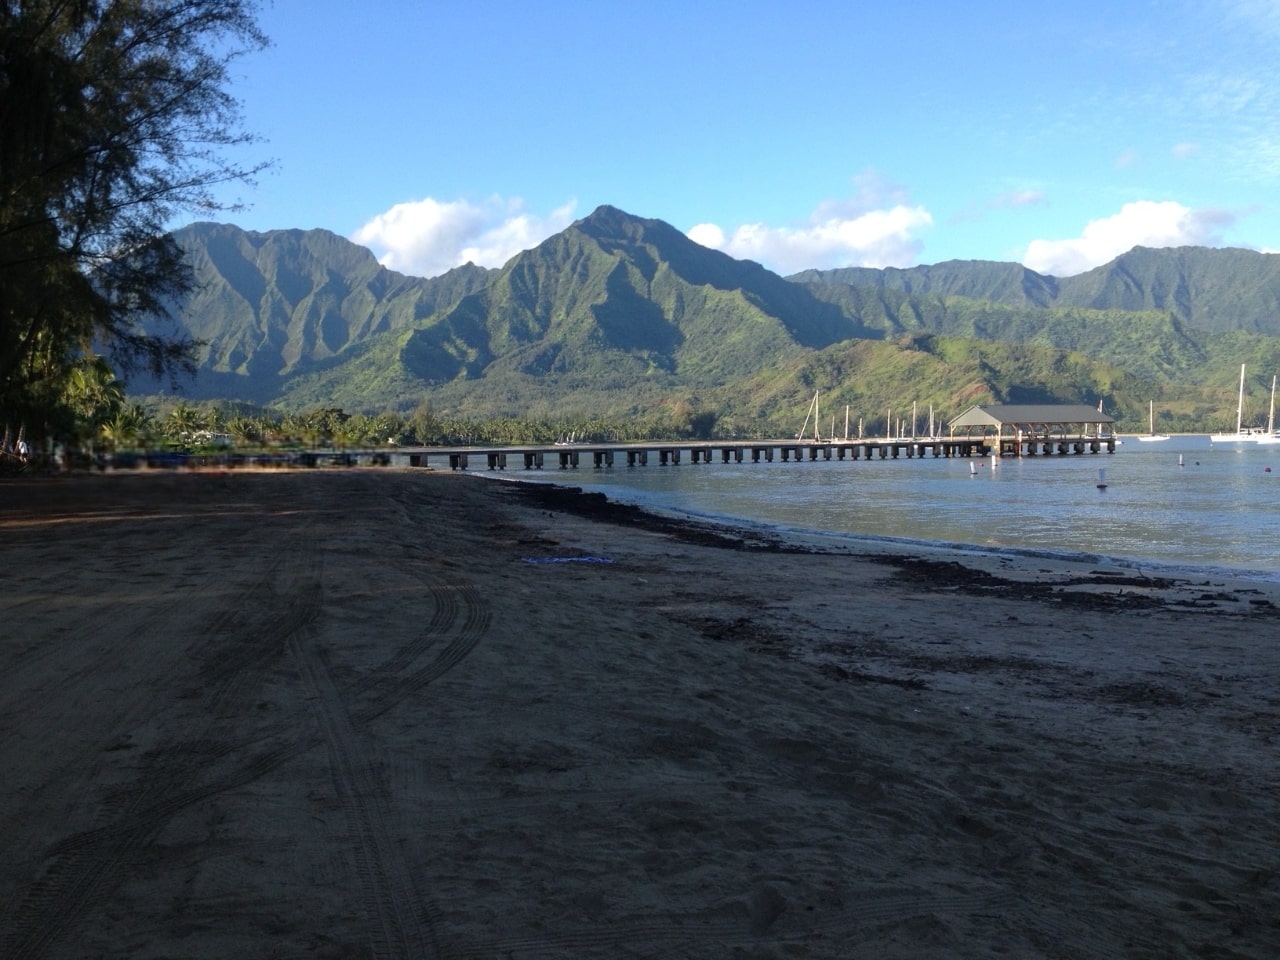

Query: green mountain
left=792, top=246, right=1280, bottom=426
left=1059, top=246, right=1280, bottom=335
left=149, top=222, right=496, bottom=401
left=143, top=207, right=1280, bottom=433
left=795, top=245, right=1280, bottom=337
left=791, top=259, right=1059, bottom=308
left=371, top=205, right=871, bottom=413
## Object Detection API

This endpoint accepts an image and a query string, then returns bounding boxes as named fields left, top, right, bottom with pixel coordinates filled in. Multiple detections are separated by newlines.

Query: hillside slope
left=145, top=209, right=1280, bottom=431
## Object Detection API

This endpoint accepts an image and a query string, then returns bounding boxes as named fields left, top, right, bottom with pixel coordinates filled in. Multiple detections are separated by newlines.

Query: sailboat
left=1209, top=364, right=1264, bottom=443
left=1136, top=400, right=1170, bottom=441
left=1255, top=375, right=1280, bottom=444
left=796, top=389, right=822, bottom=441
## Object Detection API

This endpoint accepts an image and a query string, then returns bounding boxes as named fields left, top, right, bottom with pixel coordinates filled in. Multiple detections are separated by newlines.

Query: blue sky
left=206, top=0, right=1280, bottom=278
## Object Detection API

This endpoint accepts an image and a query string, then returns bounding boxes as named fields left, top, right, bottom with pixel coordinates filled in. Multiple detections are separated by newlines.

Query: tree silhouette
left=1, top=0, right=268, bottom=444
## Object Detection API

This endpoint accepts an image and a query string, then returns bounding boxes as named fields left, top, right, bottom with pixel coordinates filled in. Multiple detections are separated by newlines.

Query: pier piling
left=400, top=435, right=1116, bottom=471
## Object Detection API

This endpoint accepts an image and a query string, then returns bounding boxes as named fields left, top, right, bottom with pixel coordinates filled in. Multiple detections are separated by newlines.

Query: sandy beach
left=1, top=466, right=1277, bottom=959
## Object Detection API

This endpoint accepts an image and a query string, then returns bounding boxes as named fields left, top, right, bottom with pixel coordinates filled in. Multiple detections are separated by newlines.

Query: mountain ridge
left=794, top=244, right=1280, bottom=336
left=140, top=206, right=1280, bottom=431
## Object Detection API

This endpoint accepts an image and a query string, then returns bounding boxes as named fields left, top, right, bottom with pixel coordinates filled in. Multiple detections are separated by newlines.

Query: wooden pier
left=401, top=435, right=1118, bottom=471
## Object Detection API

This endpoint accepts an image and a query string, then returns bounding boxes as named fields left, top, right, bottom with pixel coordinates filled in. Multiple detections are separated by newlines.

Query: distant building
left=194, top=431, right=233, bottom=447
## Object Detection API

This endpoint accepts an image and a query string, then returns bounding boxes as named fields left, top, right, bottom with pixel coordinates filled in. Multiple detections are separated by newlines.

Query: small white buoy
left=990, top=453, right=998, bottom=469
left=969, top=460, right=977, bottom=475
left=1178, top=454, right=1184, bottom=468
left=1096, top=467, right=1108, bottom=490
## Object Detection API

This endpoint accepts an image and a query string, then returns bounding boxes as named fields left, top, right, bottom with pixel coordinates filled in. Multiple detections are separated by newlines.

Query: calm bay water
left=543, top=435, right=1280, bottom=583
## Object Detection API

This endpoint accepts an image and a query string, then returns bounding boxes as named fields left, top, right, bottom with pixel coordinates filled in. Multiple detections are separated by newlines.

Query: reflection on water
left=553, top=436, right=1280, bottom=582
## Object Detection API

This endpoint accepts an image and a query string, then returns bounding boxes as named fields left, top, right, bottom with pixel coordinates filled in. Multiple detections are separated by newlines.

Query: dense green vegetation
left=63, top=398, right=744, bottom=466
left=1, top=0, right=268, bottom=460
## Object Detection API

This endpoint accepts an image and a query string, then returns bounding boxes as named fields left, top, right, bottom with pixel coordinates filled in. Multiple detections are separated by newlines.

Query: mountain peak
left=572, top=204, right=694, bottom=248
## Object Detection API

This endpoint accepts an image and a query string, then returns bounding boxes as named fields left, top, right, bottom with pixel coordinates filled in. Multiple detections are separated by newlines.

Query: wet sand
left=0, top=467, right=1277, bottom=958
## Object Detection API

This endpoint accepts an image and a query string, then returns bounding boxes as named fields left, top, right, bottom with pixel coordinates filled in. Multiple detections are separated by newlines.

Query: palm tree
left=165, top=403, right=201, bottom=445
left=368, top=411, right=406, bottom=445
left=282, top=411, right=325, bottom=449
left=100, top=404, right=151, bottom=452
left=203, top=404, right=227, bottom=433
left=62, top=356, right=126, bottom=453
left=329, top=417, right=361, bottom=454
left=227, top=416, right=260, bottom=448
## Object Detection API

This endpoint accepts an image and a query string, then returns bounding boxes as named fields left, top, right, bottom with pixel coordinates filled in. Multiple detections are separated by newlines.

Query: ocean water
left=533, top=436, right=1280, bottom=583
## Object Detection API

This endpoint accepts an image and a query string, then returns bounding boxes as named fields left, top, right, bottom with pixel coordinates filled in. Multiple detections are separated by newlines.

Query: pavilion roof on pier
left=948, top=404, right=1115, bottom=436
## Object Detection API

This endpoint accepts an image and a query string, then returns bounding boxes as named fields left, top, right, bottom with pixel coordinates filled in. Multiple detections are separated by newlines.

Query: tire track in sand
left=354, top=582, right=491, bottom=726
left=290, top=624, right=441, bottom=960
left=289, top=576, right=490, bottom=959
left=0, top=537, right=323, bottom=960
left=3, top=476, right=491, bottom=960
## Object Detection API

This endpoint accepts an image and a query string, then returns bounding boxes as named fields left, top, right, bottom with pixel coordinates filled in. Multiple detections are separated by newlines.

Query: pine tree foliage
left=0, top=0, right=268, bottom=440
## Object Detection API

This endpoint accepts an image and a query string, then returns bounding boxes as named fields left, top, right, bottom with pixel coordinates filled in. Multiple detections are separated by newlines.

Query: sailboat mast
left=798, top=389, right=817, bottom=440
left=1269, top=375, right=1277, bottom=435
left=1236, top=363, right=1246, bottom=433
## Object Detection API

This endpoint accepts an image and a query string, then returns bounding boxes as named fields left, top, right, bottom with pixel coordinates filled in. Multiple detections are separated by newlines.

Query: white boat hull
left=1140, top=401, right=1168, bottom=441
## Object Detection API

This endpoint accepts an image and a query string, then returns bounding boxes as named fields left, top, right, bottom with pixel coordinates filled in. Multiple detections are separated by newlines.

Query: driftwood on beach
left=1, top=468, right=1277, bottom=959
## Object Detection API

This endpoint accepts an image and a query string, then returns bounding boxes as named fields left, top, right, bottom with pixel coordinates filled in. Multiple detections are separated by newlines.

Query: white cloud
left=1171, top=142, right=1199, bottom=158
left=688, top=206, right=933, bottom=274
left=352, top=196, right=576, bottom=277
left=686, top=223, right=725, bottom=249
left=1022, top=200, right=1235, bottom=275
left=687, top=175, right=933, bottom=274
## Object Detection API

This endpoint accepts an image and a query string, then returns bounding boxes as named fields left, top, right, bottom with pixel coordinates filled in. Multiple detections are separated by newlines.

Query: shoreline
left=2, top=468, right=1277, bottom=957
left=497, top=471, right=1280, bottom=612
left=486, top=439, right=1280, bottom=589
